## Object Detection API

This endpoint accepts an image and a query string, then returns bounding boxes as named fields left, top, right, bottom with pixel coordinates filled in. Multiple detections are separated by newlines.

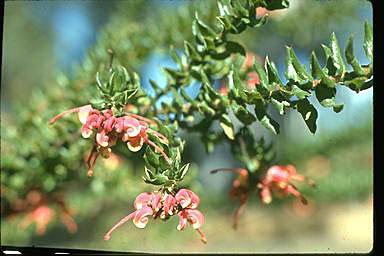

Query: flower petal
left=96, top=130, right=109, bottom=147
left=176, top=210, right=188, bottom=231
left=134, top=192, right=153, bottom=210
left=81, top=125, right=93, bottom=138
left=175, top=189, right=200, bottom=209
left=127, top=136, right=144, bottom=152
left=133, top=206, right=153, bottom=229
left=163, top=194, right=176, bottom=215
left=78, top=105, right=94, bottom=124
left=186, top=209, right=204, bottom=229
left=152, top=192, right=162, bottom=212
left=123, top=117, right=141, bottom=137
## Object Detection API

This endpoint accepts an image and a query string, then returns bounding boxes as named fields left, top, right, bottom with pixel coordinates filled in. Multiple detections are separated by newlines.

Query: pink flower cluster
left=104, top=189, right=207, bottom=244
left=50, top=105, right=170, bottom=176
left=19, top=204, right=77, bottom=236
left=257, top=165, right=307, bottom=204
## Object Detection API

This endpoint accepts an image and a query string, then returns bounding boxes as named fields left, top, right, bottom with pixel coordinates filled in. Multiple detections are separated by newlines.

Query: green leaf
left=315, top=85, right=344, bottom=113
left=229, top=67, right=247, bottom=100
left=262, top=0, right=290, bottom=10
left=329, top=32, right=347, bottom=76
left=344, top=76, right=372, bottom=93
left=144, top=166, right=156, bottom=181
left=285, top=46, right=312, bottom=86
left=216, top=16, right=238, bottom=34
left=149, top=79, right=160, bottom=93
left=253, top=58, right=272, bottom=93
left=226, top=41, right=246, bottom=56
left=254, top=100, right=280, bottom=134
left=265, top=56, right=282, bottom=86
left=95, top=71, right=109, bottom=94
left=217, top=0, right=235, bottom=16
left=194, top=12, right=217, bottom=38
left=170, top=45, right=182, bottom=67
left=290, top=85, right=311, bottom=99
left=177, top=163, right=191, bottom=180
left=144, top=146, right=160, bottom=169
left=184, top=40, right=202, bottom=62
left=220, top=114, right=235, bottom=140
left=296, top=98, right=318, bottom=134
left=232, top=101, right=256, bottom=125
left=164, top=68, right=186, bottom=81
left=344, top=36, right=366, bottom=76
left=363, top=21, right=373, bottom=61
left=270, top=96, right=290, bottom=115
left=192, top=19, right=207, bottom=49
left=232, top=0, right=249, bottom=17
left=310, top=52, right=336, bottom=88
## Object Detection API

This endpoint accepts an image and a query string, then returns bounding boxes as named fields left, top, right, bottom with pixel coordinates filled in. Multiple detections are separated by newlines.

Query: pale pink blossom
left=175, top=189, right=200, bottom=209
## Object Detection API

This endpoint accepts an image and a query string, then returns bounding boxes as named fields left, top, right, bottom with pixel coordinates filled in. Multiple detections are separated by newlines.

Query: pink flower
left=175, top=189, right=200, bottom=209
left=176, top=209, right=206, bottom=243
left=258, top=165, right=307, bottom=204
left=20, top=205, right=55, bottom=236
left=134, top=192, right=154, bottom=210
left=185, top=209, right=205, bottom=229
left=78, top=105, right=94, bottom=124
left=96, top=129, right=109, bottom=147
left=132, top=206, right=153, bottom=229
left=176, top=210, right=188, bottom=231
left=104, top=189, right=207, bottom=243
left=123, top=117, right=142, bottom=137
left=51, top=105, right=172, bottom=176
left=162, top=194, right=176, bottom=216
left=126, top=135, right=144, bottom=152
left=151, top=192, right=163, bottom=212
left=103, top=116, right=116, bottom=132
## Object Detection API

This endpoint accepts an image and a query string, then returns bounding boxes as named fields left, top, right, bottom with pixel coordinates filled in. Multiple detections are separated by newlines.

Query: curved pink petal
left=78, top=105, right=94, bottom=124
left=81, top=125, right=93, bottom=138
left=266, top=166, right=290, bottom=184
left=103, top=109, right=113, bottom=119
left=151, top=192, right=162, bottom=212
left=127, top=136, right=144, bottom=152
left=134, top=192, right=154, bottom=210
left=175, top=189, right=200, bottom=209
left=185, top=209, right=204, bottom=229
left=103, top=117, right=116, bottom=133
left=114, top=117, right=125, bottom=133
left=123, top=117, right=141, bottom=137
left=96, top=130, right=109, bottom=147
left=176, top=210, right=188, bottom=231
left=163, top=194, right=176, bottom=215
left=133, top=206, right=153, bottom=229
